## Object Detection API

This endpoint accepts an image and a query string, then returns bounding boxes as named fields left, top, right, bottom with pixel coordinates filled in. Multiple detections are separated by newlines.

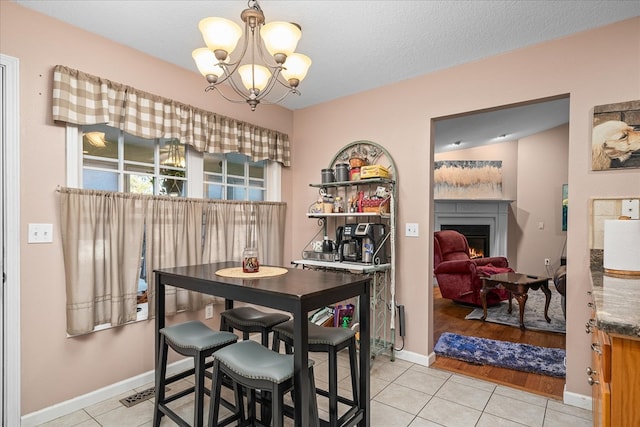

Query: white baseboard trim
left=393, top=349, right=434, bottom=366
left=21, top=358, right=193, bottom=427
left=563, top=385, right=592, bottom=411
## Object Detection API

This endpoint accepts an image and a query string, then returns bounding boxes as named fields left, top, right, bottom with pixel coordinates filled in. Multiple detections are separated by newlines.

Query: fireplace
left=434, top=199, right=513, bottom=257
left=441, top=224, right=490, bottom=258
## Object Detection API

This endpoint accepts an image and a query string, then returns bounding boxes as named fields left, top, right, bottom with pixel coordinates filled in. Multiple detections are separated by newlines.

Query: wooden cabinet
left=588, top=297, right=640, bottom=427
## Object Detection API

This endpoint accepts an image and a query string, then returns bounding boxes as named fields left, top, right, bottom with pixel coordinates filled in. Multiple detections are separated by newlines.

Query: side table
left=480, top=272, right=551, bottom=330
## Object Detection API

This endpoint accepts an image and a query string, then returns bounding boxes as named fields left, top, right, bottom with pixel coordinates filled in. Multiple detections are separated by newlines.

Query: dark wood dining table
left=154, top=261, right=371, bottom=427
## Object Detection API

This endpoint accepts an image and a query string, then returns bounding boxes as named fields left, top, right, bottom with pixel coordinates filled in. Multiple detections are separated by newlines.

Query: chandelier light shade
left=192, top=0, right=312, bottom=111
left=198, top=17, right=242, bottom=58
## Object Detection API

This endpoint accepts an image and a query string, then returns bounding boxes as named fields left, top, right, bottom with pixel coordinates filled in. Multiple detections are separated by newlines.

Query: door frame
left=1, top=53, right=21, bottom=427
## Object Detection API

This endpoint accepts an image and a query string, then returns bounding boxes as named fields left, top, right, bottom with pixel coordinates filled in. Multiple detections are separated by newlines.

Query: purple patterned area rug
left=434, top=332, right=566, bottom=377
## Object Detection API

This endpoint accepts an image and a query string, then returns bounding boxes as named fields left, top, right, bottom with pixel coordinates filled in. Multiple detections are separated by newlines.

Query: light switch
left=538, top=222, right=544, bottom=230
left=622, top=199, right=640, bottom=219
left=28, top=223, right=53, bottom=243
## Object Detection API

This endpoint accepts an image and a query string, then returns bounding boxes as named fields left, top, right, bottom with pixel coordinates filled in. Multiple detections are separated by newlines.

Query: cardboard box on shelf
left=360, top=165, right=391, bottom=179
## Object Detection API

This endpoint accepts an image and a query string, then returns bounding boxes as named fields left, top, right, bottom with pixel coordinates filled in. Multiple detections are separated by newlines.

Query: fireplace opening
left=441, top=224, right=490, bottom=258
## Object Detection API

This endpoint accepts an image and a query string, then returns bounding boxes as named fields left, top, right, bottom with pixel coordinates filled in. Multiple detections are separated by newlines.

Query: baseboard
left=393, top=349, right=434, bottom=366
left=21, top=358, right=193, bottom=427
left=563, top=385, right=592, bottom=411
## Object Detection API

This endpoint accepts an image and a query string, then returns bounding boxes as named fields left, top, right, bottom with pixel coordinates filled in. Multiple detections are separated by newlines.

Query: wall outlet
left=622, top=199, right=639, bottom=219
left=544, top=258, right=550, bottom=266
left=205, top=304, right=214, bottom=319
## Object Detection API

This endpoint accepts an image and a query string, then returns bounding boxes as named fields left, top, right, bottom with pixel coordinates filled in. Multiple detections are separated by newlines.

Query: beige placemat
left=215, top=266, right=288, bottom=279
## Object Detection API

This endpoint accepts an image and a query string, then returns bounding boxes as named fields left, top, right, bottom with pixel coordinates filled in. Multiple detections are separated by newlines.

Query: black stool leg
left=153, top=335, right=167, bottom=427
left=308, top=366, right=320, bottom=427
left=261, top=330, right=270, bottom=347
left=348, top=337, right=359, bottom=404
left=194, top=351, right=206, bottom=427
left=328, top=345, right=339, bottom=427
left=208, top=359, right=222, bottom=427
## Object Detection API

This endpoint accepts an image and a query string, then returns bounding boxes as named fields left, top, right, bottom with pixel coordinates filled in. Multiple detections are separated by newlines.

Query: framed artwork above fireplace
left=434, top=160, right=503, bottom=199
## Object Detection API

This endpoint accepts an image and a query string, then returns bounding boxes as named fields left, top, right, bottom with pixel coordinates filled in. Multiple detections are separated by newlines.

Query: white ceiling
left=15, top=0, right=638, bottom=151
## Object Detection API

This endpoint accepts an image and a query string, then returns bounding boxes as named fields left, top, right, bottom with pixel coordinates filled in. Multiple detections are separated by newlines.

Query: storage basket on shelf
left=362, top=197, right=390, bottom=214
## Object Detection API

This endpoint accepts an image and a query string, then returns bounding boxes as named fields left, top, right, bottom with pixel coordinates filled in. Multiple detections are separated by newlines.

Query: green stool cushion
left=221, top=307, right=289, bottom=328
left=214, top=340, right=313, bottom=384
left=160, top=320, right=237, bottom=351
left=273, top=320, right=356, bottom=346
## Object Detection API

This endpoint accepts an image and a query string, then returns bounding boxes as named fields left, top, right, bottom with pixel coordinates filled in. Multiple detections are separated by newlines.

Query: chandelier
left=192, top=0, right=312, bottom=111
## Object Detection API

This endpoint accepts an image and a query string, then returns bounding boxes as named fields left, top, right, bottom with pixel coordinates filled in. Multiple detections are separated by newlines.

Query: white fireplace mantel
left=434, top=199, right=513, bottom=257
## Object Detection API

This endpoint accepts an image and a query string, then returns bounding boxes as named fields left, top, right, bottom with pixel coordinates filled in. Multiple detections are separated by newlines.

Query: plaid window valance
left=52, top=65, right=291, bottom=167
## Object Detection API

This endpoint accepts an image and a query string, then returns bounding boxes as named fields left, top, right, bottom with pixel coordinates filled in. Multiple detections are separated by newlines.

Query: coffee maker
left=354, top=223, right=387, bottom=264
left=337, top=223, right=387, bottom=264
left=336, top=224, right=361, bottom=262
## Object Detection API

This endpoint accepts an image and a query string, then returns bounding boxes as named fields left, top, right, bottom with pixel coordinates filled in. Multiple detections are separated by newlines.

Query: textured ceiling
left=14, top=0, right=638, bottom=150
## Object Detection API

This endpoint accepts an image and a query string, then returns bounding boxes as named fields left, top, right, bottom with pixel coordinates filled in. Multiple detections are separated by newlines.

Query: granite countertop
left=590, top=269, right=640, bottom=339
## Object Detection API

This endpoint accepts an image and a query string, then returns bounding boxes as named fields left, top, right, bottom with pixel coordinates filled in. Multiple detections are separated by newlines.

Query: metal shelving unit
left=292, top=141, right=398, bottom=361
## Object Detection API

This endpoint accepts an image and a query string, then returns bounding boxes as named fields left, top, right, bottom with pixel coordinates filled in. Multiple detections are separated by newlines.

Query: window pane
left=226, top=152, right=245, bottom=177
left=227, top=176, right=244, bottom=186
left=160, top=176, right=186, bottom=196
left=125, top=162, right=154, bottom=174
left=160, top=139, right=186, bottom=168
left=204, top=153, right=224, bottom=173
left=205, top=174, right=222, bottom=184
left=206, top=184, right=223, bottom=199
left=83, top=169, right=118, bottom=191
left=248, top=188, right=264, bottom=201
left=248, top=160, right=264, bottom=179
left=83, top=124, right=118, bottom=159
left=227, top=186, right=245, bottom=200
left=124, top=133, right=154, bottom=164
left=127, top=174, right=154, bottom=194
left=249, top=179, right=264, bottom=188
left=84, top=158, right=117, bottom=170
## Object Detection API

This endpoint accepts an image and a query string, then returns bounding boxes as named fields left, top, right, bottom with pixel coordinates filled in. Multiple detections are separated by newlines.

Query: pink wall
left=1, top=2, right=294, bottom=414
left=517, top=125, right=570, bottom=276
left=292, top=17, right=640, bottom=402
left=3, top=0, right=640, bottom=416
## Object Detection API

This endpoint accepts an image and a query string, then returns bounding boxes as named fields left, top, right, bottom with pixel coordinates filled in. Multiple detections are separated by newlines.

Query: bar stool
left=272, top=320, right=359, bottom=427
left=153, top=320, right=238, bottom=427
left=220, top=306, right=289, bottom=347
left=209, top=340, right=319, bottom=427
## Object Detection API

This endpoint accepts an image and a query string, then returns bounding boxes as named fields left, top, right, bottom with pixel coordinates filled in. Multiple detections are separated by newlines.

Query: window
left=71, top=124, right=278, bottom=201
left=204, top=152, right=266, bottom=201
left=81, top=124, right=187, bottom=196
left=66, top=124, right=281, bottom=328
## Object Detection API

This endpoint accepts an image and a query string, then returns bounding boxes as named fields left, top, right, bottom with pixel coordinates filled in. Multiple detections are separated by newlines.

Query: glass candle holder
left=242, top=247, right=260, bottom=273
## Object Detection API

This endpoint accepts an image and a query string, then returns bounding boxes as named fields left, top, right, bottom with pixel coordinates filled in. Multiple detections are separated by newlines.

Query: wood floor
left=431, top=286, right=566, bottom=400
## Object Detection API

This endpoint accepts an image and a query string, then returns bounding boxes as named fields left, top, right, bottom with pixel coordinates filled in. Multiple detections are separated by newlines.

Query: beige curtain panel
left=59, top=187, right=287, bottom=335
left=59, top=188, right=146, bottom=335
left=52, top=65, right=291, bottom=167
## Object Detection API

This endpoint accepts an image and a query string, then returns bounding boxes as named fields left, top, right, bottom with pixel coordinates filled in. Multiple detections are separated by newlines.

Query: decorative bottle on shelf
left=333, top=196, right=344, bottom=213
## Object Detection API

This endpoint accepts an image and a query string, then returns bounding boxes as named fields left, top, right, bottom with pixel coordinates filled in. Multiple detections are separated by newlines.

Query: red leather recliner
left=433, top=230, right=511, bottom=306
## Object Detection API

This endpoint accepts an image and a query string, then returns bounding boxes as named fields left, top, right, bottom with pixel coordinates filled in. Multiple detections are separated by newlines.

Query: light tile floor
left=36, top=347, right=592, bottom=427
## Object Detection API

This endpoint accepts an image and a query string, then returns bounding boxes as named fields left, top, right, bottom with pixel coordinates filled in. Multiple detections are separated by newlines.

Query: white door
left=1, top=53, right=21, bottom=427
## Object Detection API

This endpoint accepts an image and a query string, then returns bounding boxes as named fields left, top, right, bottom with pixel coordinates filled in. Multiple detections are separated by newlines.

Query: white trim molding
left=21, top=358, right=192, bottom=427
left=1, top=53, right=21, bottom=427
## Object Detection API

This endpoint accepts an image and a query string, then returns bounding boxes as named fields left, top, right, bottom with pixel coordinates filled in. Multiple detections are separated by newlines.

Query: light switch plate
left=622, top=199, right=639, bottom=219
left=28, top=223, right=53, bottom=243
